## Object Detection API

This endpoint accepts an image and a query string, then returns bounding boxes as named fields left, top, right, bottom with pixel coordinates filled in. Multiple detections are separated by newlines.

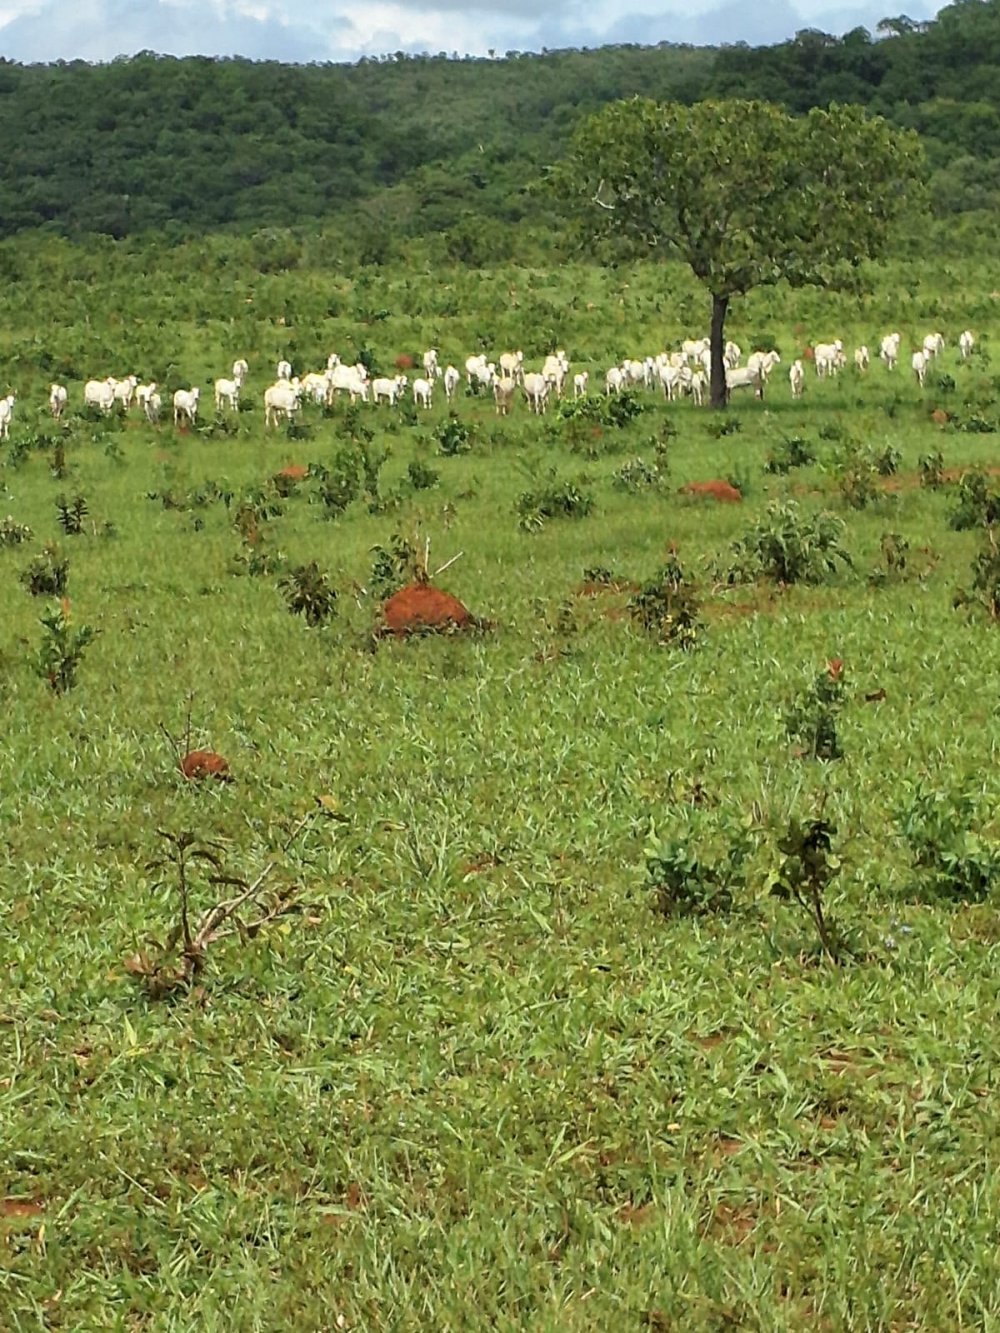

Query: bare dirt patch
left=680, top=480, right=743, bottom=504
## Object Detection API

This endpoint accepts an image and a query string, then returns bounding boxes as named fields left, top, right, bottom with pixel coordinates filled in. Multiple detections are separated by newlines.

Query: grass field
left=4, top=244, right=1000, bottom=1329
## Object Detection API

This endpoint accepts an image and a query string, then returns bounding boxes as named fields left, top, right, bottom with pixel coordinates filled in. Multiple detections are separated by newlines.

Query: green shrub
left=723, top=501, right=852, bottom=586
left=898, top=785, right=1000, bottom=902
left=627, top=551, right=701, bottom=648
left=784, top=659, right=846, bottom=760
left=20, top=544, right=69, bottom=597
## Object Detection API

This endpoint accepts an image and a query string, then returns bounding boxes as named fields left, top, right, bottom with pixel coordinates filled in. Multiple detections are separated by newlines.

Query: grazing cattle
left=747, top=349, right=781, bottom=380
left=371, top=375, right=408, bottom=406
left=912, top=350, right=928, bottom=387
left=522, top=371, right=550, bottom=414
left=145, top=390, right=162, bottom=424
left=232, top=358, right=249, bottom=388
left=689, top=369, right=708, bottom=407
left=493, top=376, right=517, bottom=416
left=813, top=341, right=844, bottom=378
left=413, top=377, right=434, bottom=409
left=49, top=383, right=67, bottom=419
left=0, top=392, right=15, bottom=439
left=959, top=329, right=975, bottom=359
left=605, top=366, right=626, bottom=395
left=214, top=378, right=240, bottom=412
left=726, top=366, right=765, bottom=399
left=880, top=332, right=902, bottom=371
left=789, top=359, right=805, bottom=399
left=724, top=341, right=742, bottom=369
left=542, top=351, right=569, bottom=397
left=443, top=365, right=461, bottom=402
left=135, top=382, right=157, bottom=414
left=573, top=371, right=589, bottom=399
left=84, top=378, right=117, bottom=414
left=276, top=359, right=292, bottom=381
left=173, top=387, right=200, bottom=426
left=422, top=349, right=440, bottom=380
left=113, top=375, right=139, bottom=410
left=264, top=381, right=300, bottom=428
left=854, top=345, right=870, bottom=371
left=499, top=350, right=524, bottom=383
left=328, top=363, right=369, bottom=404
left=923, top=332, right=945, bottom=360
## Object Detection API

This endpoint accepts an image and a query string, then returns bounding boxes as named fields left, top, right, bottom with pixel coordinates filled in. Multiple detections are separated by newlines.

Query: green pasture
left=3, top=246, right=1000, bottom=1329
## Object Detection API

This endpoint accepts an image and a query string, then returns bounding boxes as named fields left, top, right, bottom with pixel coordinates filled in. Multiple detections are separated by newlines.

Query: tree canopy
left=553, top=98, right=924, bottom=404
left=0, top=1, right=995, bottom=243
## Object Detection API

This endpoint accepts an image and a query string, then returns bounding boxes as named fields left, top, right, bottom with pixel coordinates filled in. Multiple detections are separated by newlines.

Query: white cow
left=573, top=371, right=589, bottom=399
left=522, top=371, right=550, bottom=415
left=173, top=387, right=200, bottom=426
left=328, top=363, right=369, bottom=404
left=423, top=349, right=440, bottom=380
left=493, top=377, right=517, bottom=416
left=726, top=366, right=765, bottom=399
left=682, top=337, right=709, bottom=363
left=145, top=390, right=162, bottom=424
left=789, top=360, right=805, bottom=399
left=912, top=350, right=928, bottom=387
left=605, top=366, right=626, bottom=396
left=923, top=332, right=945, bottom=360
left=959, top=329, right=976, bottom=360
left=299, top=371, right=331, bottom=405
left=854, top=346, right=870, bottom=371
left=49, top=383, right=68, bottom=419
left=326, top=352, right=341, bottom=372
left=264, top=381, right=301, bottom=428
left=724, top=341, right=742, bottom=370
left=0, top=392, right=15, bottom=439
left=443, top=365, right=460, bottom=403
left=232, top=358, right=249, bottom=389
left=276, top=359, right=292, bottom=381
left=689, top=370, right=708, bottom=407
left=813, top=342, right=843, bottom=378
left=499, top=350, right=524, bottom=383
left=465, top=354, right=489, bottom=389
left=747, top=349, right=781, bottom=380
left=413, top=377, right=434, bottom=409
left=880, top=332, right=902, bottom=371
left=135, top=381, right=157, bottom=414
left=469, top=359, right=496, bottom=393
left=84, top=377, right=117, bottom=414
left=542, top=351, right=569, bottom=397
left=113, top=374, right=139, bottom=410
left=214, top=378, right=240, bottom=412
left=371, top=375, right=408, bottom=406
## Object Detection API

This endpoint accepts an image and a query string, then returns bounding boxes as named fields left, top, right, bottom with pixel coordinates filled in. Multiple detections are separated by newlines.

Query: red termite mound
left=680, top=480, right=743, bottom=504
left=380, top=582, right=475, bottom=636
left=180, top=750, right=231, bottom=781
left=277, top=464, right=308, bottom=481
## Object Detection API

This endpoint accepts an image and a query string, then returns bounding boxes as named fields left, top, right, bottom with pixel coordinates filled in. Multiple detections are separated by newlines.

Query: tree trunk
left=710, top=292, right=729, bottom=409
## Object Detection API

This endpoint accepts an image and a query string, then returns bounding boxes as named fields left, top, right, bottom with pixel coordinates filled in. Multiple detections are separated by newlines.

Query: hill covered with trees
left=0, top=0, right=998, bottom=245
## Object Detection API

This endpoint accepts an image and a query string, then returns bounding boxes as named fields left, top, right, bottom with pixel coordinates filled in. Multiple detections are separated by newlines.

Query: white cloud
left=0, top=0, right=950, bottom=62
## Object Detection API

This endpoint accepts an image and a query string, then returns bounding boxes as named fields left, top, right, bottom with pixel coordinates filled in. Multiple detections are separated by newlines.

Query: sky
left=0, top=0, right=949, bottom=65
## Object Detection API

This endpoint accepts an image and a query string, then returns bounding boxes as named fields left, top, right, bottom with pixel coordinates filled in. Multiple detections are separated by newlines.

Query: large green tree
left=552, top=98, right=924, bottom=406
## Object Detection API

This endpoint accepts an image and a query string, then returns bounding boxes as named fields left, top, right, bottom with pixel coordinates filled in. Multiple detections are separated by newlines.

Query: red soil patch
left=803, top=345, right=815, bottom=361
left=931, top=409, right=950, bottom=426
left=395, top=354, right=415, bottom=371
left=179, top=750, right=231, bottom=781
left=276, top=464, right=308, bottom=481
left=680, top=480, right=742, bottom=504
left=0, top=1199, right=43, bottom=1218
left=381, top=582, right=475, bottom=636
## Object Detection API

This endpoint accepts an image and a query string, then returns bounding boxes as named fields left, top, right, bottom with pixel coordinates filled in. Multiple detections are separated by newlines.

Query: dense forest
left=0, top=0, right=999, bottom=246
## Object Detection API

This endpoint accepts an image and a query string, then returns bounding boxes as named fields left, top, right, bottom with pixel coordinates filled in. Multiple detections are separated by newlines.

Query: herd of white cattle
left=3, top=326, right=976, bottom=440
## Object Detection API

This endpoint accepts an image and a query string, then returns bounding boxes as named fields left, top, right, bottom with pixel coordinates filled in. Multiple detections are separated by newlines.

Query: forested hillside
left=0, top=0, right=999, bottom=243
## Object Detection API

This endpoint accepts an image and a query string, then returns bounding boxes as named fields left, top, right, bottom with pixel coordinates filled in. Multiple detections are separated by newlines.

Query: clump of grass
left=279, top=562, right=338, bottom=625
left=723, top=500, right=852, bottom=586
left=20, top=543, right=69, bottom=597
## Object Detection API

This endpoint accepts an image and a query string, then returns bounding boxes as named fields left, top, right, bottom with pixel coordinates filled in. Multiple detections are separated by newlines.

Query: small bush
left=898, top=785, right=1000, bottom=902
left=407, top=459, right=440, bottom=492
left=723, top=500, right=852, bottom=586
left=0, top=515, right=32, bottom=546
left=279, top=562, right=338, bottom=626
left=627, top=551, right=701, bottom=648
left=707, top=417, right=742, bottom=439
left=369, top=533, right=421, bottom=599
left=868, top=531, right=910, bottom=587
left=955, top=527, right=1000, bottom=620
left=949, top=471, right=1000, bottom=530
left=612, top=456, right=664, bottom=492
left=919, top=450, right=945, bottom=489
left=784, top=659, right=846, bottom=760
left=764, top=435, right=816, bottom=475
left=20, top=543, right=69, bottom=597
left=435, top=414, right=473, bottom=456
left=645, top=814, right=752, bottom=917
left=34, top=599, right=97, bottom=694
left=516, top=471, right=594, bottom=532
left=771, top=814, right=848, bottom=962
left=55, top=494, right=89, bottom=535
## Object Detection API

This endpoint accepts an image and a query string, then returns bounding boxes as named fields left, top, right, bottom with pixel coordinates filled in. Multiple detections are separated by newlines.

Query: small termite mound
left=180, top=750, right=232, bottom=782
left=680, top=480, right=743, bottom=504
left=379, top=582, right=481, bottom=638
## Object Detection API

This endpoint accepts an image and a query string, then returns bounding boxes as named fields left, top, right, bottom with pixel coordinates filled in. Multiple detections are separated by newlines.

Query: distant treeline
left=0, top=0, right=997, bottom=244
